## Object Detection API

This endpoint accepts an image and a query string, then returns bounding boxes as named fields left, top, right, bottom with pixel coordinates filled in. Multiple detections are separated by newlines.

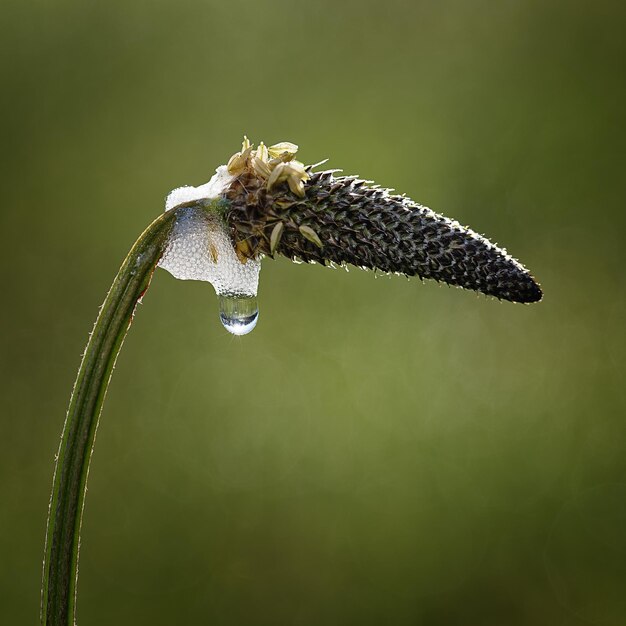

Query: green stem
left=41, top=208, right=179, bottom=626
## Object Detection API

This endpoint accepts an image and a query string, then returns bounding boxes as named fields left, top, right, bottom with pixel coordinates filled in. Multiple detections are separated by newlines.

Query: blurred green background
left=2, top=0, right=625, bottom=624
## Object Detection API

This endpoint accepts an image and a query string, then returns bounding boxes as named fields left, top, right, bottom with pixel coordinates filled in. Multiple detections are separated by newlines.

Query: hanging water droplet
left=218, top=294, right=259, bottom=336
left=158, top=203, right=262, bottom=335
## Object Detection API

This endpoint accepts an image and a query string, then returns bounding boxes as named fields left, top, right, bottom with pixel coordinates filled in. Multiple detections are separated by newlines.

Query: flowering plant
left=41, top=137, right=540, bottom=626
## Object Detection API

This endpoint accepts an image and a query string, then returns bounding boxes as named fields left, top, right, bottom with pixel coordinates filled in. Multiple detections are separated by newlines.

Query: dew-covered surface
left=165, top=166, right=234, bottom=211
left=158, top=206, right=261, bottom=298
left=159, top=167, right=262, bottom=335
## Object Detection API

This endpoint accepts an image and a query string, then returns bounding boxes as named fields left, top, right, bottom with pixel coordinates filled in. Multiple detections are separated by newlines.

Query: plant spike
left=224, top=162, right=542, bottom=304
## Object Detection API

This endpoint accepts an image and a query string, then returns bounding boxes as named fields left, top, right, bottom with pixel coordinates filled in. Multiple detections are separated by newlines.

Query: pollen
left=227, top=136, right=310, bottom=198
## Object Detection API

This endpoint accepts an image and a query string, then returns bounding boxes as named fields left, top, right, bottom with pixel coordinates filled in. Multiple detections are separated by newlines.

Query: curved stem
left=41, top=208, right=179, bottom=626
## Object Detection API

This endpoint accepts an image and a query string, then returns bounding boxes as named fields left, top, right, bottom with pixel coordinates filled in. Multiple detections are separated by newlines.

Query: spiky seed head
left=221, top=137, right=542, bottom=304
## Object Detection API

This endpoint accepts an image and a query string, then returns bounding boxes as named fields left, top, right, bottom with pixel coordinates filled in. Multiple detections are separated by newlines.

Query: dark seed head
left=223, top=169, right=542, bottom=304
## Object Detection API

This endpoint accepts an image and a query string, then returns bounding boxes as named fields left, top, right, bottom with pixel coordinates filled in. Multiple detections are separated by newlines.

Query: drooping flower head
left=159, top=137, right=542, bottom=334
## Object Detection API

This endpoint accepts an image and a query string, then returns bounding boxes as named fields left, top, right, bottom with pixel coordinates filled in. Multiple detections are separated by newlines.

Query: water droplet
left=218, top=294, right=259, bottom=336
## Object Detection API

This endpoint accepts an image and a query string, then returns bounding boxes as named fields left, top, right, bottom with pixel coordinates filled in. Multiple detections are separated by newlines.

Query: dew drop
left=218, top=294, right=259, bottom=336
left=158, top=204, right=262, bottom=336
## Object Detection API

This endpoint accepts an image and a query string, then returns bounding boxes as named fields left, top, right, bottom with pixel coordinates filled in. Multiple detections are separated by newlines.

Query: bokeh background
left=2, top=1, right=625, bottom=624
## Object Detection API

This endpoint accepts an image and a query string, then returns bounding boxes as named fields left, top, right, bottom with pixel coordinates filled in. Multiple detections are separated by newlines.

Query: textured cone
left=224, top=170, right=542, bottom=303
